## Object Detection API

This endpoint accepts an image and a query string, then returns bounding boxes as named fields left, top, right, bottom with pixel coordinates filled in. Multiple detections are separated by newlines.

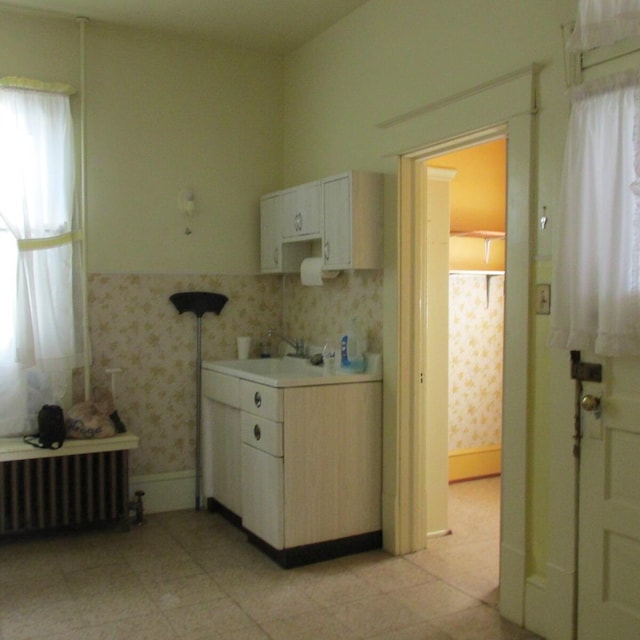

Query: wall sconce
left=178, top=188, right=196, bottom=235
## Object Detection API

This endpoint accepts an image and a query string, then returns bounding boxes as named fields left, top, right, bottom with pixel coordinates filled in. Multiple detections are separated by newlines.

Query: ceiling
left=0, top=0, right=369, bottom=55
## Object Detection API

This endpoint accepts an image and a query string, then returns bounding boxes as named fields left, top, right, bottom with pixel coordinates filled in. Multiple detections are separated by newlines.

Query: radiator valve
left=129, top=490, right=145, bottom=525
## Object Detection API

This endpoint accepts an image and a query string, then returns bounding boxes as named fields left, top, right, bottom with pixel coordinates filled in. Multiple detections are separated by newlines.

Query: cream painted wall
left=1, top=8, right=288, bottom=481
left=0, top=0, right=581, bottom=585
left=0, top=9, right=284, bottom=275
left=283, top=0, right=577, bottom=577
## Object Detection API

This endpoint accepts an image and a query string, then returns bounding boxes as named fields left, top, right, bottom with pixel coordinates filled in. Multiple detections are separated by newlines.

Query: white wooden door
left=578, top=355, right=640, bottom=639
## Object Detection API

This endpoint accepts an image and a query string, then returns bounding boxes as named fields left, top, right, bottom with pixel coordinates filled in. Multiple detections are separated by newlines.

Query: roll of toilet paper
left=300, top=257, right=325, bottom=286
left=300, top=257, right=339, bottom=286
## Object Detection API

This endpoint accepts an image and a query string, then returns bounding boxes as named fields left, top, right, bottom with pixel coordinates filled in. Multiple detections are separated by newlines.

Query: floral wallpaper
left=84, top=269, right=496, bottom=474
left=448, top=274, right=504, bottom=451
left=282, top=270, right=383, bottom=355
left=86, top=274, right=280, bottom=475
left=84, top=270, right=383, bottom=476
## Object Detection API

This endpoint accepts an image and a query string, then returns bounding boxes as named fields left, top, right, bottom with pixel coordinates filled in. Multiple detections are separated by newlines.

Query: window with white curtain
left=0, top=86, right=81, bottom=437
left=550, top=70, right=640, bottom=356
left=568, top=0, right=640, bottom=51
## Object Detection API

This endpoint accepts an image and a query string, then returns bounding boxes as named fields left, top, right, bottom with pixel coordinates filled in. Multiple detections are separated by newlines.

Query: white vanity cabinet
left=322, top=171, right=383, bottom=270
left=240, top=378, right=382, bottom=557
left=240, top=382, right=284, bottom=549
left=281, top=180, right=321, bottom=240
left=260, top=192, right=310, bottom=274
left=281, top=382, right=382, bottom=550
left=203, top=358, right=382, bottom=567
left=201, top=370, right=242, bottom=518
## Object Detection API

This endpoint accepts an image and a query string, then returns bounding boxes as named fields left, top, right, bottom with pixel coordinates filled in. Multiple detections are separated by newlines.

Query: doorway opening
left=396, top=118, right=532, bottom=620
left=429, top=138, right=506, bottom=487
left=422, top=138, right=506, bottom=600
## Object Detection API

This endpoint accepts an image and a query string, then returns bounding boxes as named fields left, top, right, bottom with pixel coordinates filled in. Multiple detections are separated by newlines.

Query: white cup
left=365, top=352, right=382, bottom=375
left=237, top=336, right=251, bottom=360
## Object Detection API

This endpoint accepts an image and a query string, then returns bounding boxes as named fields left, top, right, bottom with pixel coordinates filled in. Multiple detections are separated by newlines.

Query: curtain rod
left=0, top=76, right=76, bottom=95
left=561, top=20, right=640, bottom=87
left=582, top=43, right=640, bottom=70
left=376, top=63, right=541, bottom=130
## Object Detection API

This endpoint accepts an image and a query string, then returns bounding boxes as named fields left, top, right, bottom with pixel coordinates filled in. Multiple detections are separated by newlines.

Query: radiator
left=0, top=435, right=138, bottom=538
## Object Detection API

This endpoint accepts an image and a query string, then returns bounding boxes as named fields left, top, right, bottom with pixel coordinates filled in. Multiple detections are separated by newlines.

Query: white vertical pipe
left=77, top=17, right=91, bottom=401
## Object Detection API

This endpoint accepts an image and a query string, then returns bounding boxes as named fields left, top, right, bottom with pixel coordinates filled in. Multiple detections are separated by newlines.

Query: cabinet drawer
left=202, top=370, right=240, bottom=407
left=241, top=412, right=283, bottom=457
left=240, top=381, right=283, bottom=421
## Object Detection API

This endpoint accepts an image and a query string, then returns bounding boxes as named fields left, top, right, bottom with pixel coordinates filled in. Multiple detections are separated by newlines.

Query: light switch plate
left=536, top=284, right=551, bottom=315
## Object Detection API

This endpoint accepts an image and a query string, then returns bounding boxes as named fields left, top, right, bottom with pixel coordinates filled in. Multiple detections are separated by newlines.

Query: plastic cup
left=237, top=336, right=251, bottom=360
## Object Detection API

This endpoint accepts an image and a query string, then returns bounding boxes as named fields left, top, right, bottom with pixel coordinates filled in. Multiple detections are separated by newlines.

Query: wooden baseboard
left=448, top=444, right=501, bottom=482
left=130, top=470, right=195, bottom=513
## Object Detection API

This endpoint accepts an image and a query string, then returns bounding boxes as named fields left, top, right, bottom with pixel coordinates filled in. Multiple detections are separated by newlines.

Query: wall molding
left=448, top=444, right=502, bottom=482
left=524, top=574, right=548, bottom=638
left=130, top=470, right=195, bottom=513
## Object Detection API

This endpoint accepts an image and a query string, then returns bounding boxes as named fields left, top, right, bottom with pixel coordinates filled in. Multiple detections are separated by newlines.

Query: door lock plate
left=571, top=361, right=602, bottom=382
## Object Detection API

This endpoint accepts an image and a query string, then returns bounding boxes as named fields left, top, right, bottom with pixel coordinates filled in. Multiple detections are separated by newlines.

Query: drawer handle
left=254, top=391, right=262, bottom=407
left=253, top=424, right=261, bottom=440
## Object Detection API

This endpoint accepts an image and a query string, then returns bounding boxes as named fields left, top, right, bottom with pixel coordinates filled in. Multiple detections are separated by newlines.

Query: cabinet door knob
left=324, top=241, right=330, bottom=260
left=273, top=247, right=279, bottom=266
left=254, top=391, right=262, bottom=407
left=253, top=424, right=261, bottom=440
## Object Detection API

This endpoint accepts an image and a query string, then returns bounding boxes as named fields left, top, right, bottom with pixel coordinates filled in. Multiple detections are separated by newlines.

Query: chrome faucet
left=266, top=329, right=305, bottom=358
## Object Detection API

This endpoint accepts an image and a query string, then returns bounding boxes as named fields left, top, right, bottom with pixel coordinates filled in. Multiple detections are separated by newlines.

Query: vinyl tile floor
left=0, top=477, right=544, bottom=639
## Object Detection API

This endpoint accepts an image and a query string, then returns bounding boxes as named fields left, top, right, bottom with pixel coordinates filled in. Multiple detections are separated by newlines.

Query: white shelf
left=0, top=433, right=139, bottom=462
left=450, top=229, right=505, bottom=239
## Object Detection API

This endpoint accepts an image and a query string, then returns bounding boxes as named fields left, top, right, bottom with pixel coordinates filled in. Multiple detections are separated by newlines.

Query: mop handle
left=105, top=367, right=123, bottom=404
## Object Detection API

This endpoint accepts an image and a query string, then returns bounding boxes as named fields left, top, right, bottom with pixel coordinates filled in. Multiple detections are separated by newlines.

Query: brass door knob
left=581, top=394, right=601, bottom=413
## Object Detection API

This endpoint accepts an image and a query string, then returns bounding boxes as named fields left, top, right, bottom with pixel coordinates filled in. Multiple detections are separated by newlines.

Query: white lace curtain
left=0, top=87, right=81, bottom=436
left=550, top=70, right=640, bottom=356
left=568, top=0, right=640, bottom=51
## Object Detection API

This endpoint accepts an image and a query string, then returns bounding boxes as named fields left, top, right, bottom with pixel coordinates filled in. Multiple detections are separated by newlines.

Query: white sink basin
left=213, top=357, right=321, bottom=376
left=202, top=357, right=380, bottom=387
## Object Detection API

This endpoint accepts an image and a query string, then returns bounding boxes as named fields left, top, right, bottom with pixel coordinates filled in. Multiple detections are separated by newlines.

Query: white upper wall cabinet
left=260, top=192, right=309, bottom=274
left=260, top=170, right=383, bottom=275
left=260, top=193, right=283, bottom=273
left=323, top=171, right=383, bottom=271
left=282, top=181, right=322, bottom=240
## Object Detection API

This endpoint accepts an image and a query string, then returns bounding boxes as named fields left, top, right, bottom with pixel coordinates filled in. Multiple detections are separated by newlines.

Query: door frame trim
left=396, top=118, right=532, bottom=623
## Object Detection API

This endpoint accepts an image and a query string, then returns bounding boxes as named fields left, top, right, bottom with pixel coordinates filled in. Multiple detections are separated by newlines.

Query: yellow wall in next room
left=432, top=139, right=507, bottom=234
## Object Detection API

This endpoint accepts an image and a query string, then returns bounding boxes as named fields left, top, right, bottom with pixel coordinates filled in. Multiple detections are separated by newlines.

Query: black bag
left=24, top=404, right=66, bottom=450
